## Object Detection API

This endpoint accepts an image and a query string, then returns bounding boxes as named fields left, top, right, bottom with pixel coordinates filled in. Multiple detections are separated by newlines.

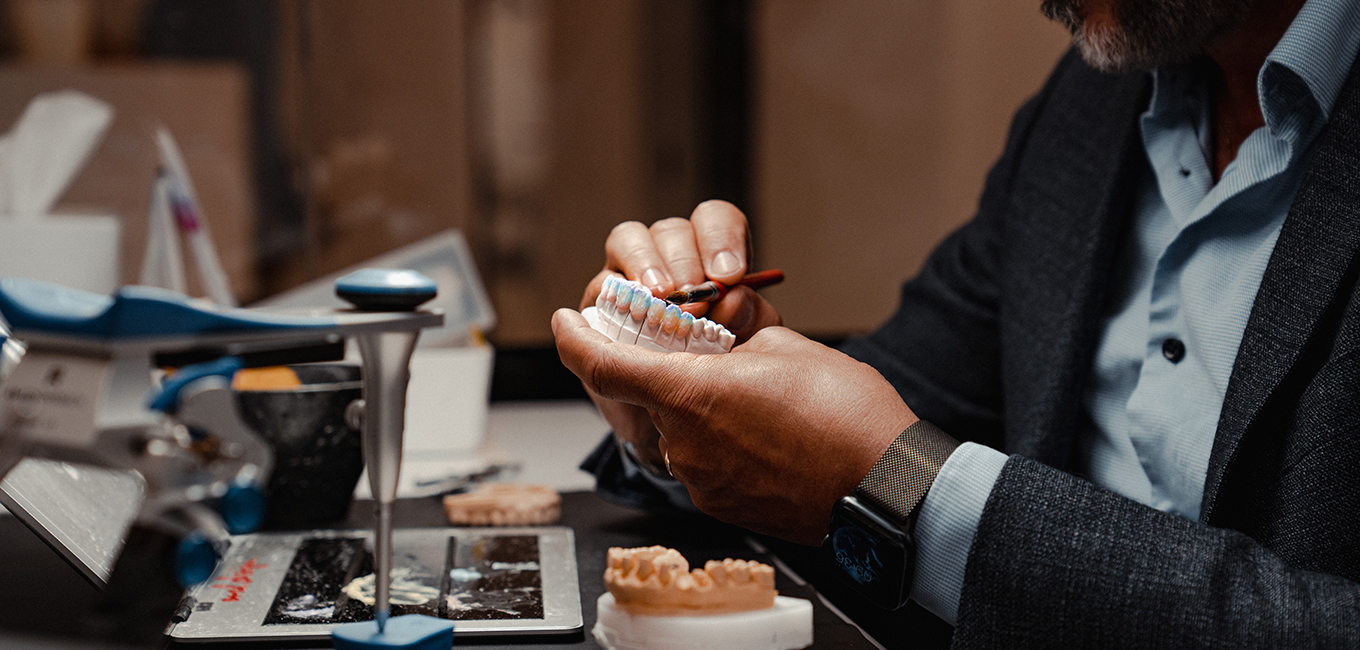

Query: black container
left=236, top=364, right=364, bottom=530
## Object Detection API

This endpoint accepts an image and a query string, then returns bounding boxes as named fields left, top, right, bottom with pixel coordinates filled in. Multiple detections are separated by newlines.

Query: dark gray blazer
left=841, top=48, right=1360, bottom=647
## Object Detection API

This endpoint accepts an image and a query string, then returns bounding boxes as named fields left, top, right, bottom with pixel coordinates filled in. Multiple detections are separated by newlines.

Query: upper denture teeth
left=647, top=298, right=665, bottom=325
left=630, top=288, right=650, bottom=319
left=661, top=304, right=680, bottom=332
left=677, top=312, right=694, bottom=338
left=584, top=277, right=734, bottom=354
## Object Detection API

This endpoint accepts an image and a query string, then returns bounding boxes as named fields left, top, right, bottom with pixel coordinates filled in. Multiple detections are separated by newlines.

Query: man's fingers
left=649, top=217, right=706, bottom=290
left=605, top=221, right=674, bottom=296
left=552, top=308, right=668, bottom=408
left=691, top=201, right=751, bottom=284
left=706, top=287, right=783, bottom=343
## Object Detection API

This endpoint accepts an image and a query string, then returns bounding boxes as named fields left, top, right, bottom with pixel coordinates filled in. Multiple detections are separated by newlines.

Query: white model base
left=592, top=593, right=813, bottom=650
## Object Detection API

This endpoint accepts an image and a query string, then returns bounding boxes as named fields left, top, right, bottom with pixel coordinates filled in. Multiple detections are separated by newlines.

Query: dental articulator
left=0, top=268, right=446, bottom=647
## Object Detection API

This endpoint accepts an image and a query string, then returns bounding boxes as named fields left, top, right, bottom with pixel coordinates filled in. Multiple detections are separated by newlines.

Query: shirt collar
left=1145, top=0, right=1360, bottom=150
left=1260, top=0, right=1360, bottom=128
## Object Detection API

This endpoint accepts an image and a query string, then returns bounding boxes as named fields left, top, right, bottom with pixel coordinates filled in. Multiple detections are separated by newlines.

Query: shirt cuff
left=909, top=441, right=1009, bottom=625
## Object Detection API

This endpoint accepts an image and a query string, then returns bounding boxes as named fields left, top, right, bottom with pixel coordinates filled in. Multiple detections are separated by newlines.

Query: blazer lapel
left=1002, top=60, right=1150, bottom=468
left=1201, top=52, right=1360, bottom=522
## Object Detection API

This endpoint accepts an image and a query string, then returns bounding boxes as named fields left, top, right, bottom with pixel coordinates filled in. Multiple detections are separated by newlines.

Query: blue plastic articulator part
left=175, top=531, right=221, bottom=588
left=332, top=615, right=455, bottom=650
left=147, top=356, right=244, bottom=413
left=0, top=277, right=336, bottom=340
left=334, top=269, right=438, bottom=312
left=220, top=480, right=268, bottom=535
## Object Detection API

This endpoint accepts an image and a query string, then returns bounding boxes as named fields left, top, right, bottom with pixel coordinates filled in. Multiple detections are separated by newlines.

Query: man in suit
left=554, top=0, right=1360, bottom=645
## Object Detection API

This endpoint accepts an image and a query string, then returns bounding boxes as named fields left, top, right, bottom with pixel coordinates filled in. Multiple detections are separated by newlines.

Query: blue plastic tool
left=147, top=356, right=245, bottom=414
left=0, top=277, right=334, bottom=340
left=220, top=480, right=268, bottom=534
left=174, top=532, right=220, bottom=587
left=334, top=269, right=438, bottom=312
left=331, top=614, right=455, bottom=650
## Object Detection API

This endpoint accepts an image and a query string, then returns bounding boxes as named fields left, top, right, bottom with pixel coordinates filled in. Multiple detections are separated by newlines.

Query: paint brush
left=665, top=269, right=785, bottom=305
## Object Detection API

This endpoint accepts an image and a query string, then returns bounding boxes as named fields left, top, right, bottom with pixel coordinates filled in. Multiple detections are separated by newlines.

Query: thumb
left=552, top=308, right=671, bottom=409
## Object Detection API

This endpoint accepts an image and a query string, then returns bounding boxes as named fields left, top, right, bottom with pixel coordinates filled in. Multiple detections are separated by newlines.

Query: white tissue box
left=0, top=215, right=121, bottom=294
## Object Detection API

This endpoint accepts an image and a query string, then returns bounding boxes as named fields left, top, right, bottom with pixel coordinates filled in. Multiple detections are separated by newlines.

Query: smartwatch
left=822, top=420, right=959, bottom=610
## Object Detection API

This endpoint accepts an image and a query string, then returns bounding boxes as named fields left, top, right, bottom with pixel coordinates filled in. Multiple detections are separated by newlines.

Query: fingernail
left=711, top=251, right=741, bottom=277
left=641, top=268, right=666, bottom=293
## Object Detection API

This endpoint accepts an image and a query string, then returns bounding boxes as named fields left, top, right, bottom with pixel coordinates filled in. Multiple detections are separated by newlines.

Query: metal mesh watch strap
left=854, top=419, right=961, bottom=524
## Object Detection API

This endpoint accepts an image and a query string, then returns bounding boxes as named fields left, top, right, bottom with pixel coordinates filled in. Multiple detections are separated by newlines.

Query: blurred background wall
left=0, top=0, right=1068, bottom=349
left=755, top=1, right=1069, bottom=336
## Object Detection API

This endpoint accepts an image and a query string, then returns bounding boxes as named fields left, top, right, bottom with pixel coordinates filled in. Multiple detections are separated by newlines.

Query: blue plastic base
left=332, top=614, right=455, bottom=650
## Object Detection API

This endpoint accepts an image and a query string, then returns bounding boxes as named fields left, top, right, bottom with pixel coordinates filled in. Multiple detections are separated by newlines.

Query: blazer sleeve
left=955, top=456, right=1360, bottom=648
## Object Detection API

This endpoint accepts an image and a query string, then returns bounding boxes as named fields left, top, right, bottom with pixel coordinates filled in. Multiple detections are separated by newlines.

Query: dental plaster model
left=581, top=276, right=735, bottom=354
left=442, top=482, right=561, bottom=526
left=604, top=546, right=775, bottom=615
left=593, top=546, right=813, bottom=650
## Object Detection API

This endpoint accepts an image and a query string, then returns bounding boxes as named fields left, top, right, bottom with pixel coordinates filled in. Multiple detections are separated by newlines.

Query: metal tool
left=0, top=269, right=441, bottom=644
left=411, top=462, right=520, bottom=495
left=335, top=268, right=439, bottom=634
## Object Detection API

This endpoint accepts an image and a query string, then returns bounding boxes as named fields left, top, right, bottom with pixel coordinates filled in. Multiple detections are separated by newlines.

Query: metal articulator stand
left=0, top=269, right=442, bottom=646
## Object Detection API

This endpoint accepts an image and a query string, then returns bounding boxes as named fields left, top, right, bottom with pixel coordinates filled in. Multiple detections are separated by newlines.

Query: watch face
left=830, top=525, right=885, bottom=587
left=824, top=496, right=914, bottom=610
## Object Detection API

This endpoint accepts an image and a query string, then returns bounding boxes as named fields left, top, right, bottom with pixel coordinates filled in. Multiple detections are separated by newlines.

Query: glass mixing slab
left=168, top=526, right=581, bottom=642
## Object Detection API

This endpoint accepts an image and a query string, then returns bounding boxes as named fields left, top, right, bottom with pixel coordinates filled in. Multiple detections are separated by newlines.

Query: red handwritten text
left=211, top=558, right=267, bottom=602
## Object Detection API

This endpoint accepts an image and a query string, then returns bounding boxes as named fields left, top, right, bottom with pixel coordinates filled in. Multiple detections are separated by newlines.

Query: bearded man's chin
left=1041, top=0, right=1256, bottom=74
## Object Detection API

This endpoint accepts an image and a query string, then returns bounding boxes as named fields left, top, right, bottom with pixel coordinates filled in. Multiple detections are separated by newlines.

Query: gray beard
left=1041, top=0, right=1255, bottom=73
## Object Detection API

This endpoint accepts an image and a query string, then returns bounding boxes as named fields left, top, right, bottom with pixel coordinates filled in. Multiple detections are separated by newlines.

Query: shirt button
left=1162, top=338, right=1186, bottom=363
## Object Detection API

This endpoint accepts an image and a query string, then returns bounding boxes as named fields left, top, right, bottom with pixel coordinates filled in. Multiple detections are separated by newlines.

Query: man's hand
left=582, top=200, right=784, bottom=341
left=578, top=201, right=783, bottom=471
left=553, top=308, right=918, bottom=545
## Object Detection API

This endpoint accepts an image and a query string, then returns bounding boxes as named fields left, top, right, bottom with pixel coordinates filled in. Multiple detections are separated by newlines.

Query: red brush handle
left=734, top=269, right=785, bottom=290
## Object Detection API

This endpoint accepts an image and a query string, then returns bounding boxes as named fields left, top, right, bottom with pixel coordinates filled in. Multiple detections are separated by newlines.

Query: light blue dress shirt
left=911, top=0, right=1360, bottom=624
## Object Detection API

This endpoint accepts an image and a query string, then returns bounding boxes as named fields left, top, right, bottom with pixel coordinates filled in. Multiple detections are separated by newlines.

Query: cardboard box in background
left=0, top=64, right=258, bottom=302
left=271, top=0, right=472, bottom=298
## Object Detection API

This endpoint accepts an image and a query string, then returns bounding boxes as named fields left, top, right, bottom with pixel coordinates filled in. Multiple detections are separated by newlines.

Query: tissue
left=2, top=89, right=113, bottom=219
left=0, top=89, right=121, bottom=294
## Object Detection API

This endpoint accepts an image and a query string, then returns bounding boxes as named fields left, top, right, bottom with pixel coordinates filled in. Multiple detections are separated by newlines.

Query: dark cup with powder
left=236, top=364, right=365, bottom=530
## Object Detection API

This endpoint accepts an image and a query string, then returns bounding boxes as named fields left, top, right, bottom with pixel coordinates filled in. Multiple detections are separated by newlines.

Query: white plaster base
left=592, top=593, right=813, bottom=650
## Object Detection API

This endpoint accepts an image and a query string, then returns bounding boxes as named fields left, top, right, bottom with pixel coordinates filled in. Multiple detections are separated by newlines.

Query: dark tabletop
left=0, top=491, right=954, bottom=649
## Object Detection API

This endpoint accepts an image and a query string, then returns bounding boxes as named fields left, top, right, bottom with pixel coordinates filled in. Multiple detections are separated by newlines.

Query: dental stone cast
left=603, top=546, right=776, bottom=615
left=582, top=276, right=735, bottom=354
left=593, top=546, right=814, bottom=650
left=442, top=482, right=561, bottom=526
